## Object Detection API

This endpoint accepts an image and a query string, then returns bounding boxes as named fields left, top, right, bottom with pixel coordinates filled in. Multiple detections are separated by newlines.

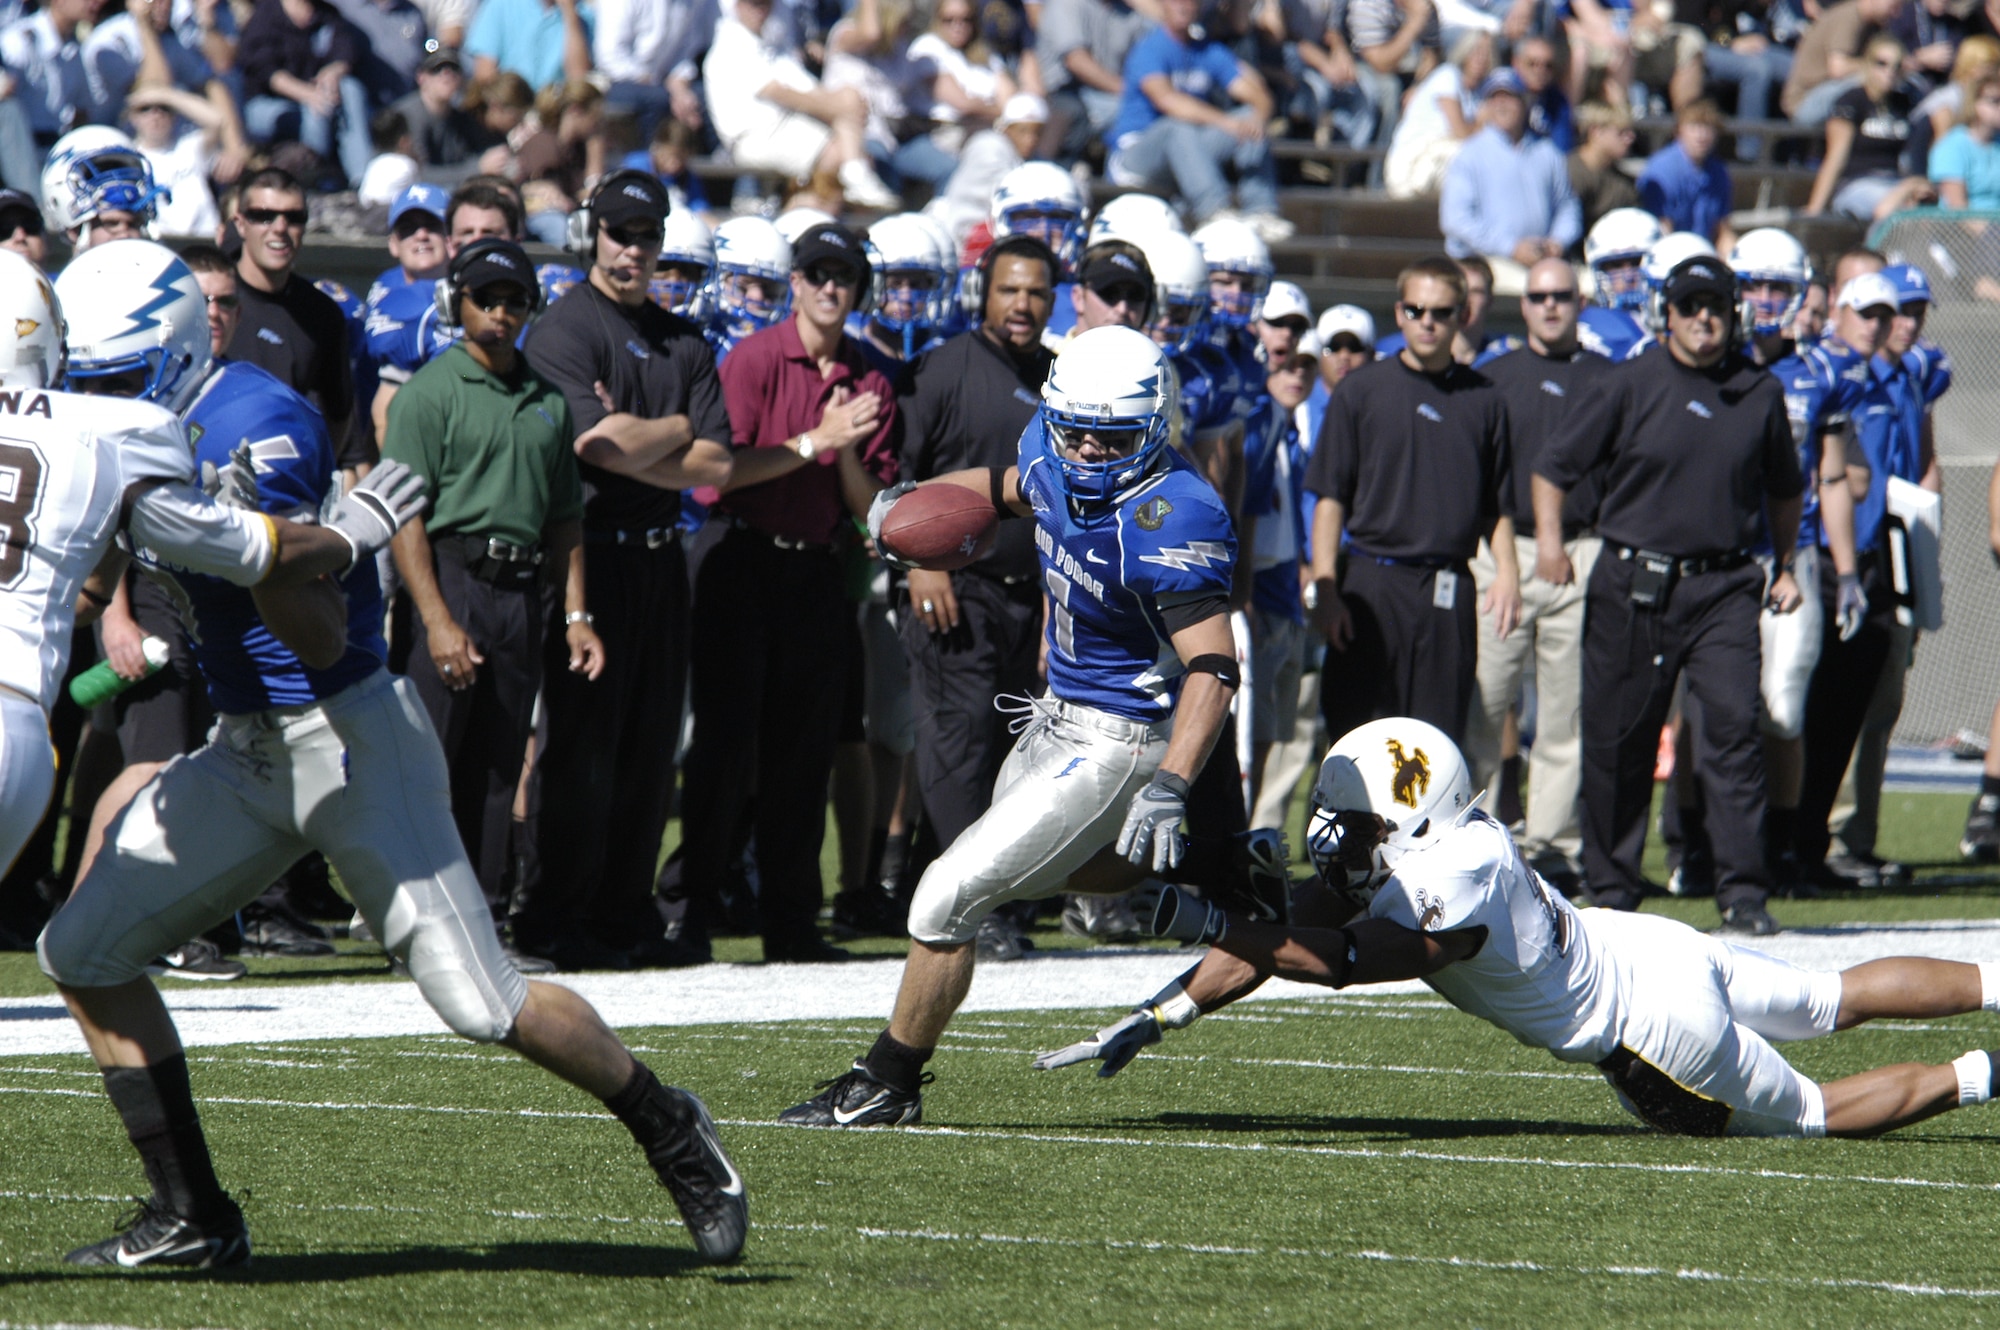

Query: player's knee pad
left=905, top=854, right=1002, bottom=946
left=380, top=885, right=527, bottom=1044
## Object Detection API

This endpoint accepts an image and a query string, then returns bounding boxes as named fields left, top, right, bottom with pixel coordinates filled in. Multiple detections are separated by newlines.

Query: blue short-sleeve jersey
left=1578, top=306, right=1646, bottom=362
left=537, top=263, right=587, bottom=307
left=156, top=362, right=387, bottom=713
left=1018, top=418, right=1236, bottom=721
left=365, top=278, right=455, bottom=384
left=1756, top=341, right=1868, bottom=553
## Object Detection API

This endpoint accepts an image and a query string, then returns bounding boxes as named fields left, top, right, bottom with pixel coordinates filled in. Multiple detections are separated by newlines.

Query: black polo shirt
left=226, top=272, right=365, bottom=468
left=1305, top=354, right=1512, bottom=565
left=898, top=328, right=1054, bottom=583
left=1537, top=344, right=1802, bottom=558
left=1480, top=344, right=1613, bottom=540
left=522, top=278, right=732, bottom=533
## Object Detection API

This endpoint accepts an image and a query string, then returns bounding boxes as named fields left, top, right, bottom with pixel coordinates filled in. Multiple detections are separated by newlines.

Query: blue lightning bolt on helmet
left=56, top=240, right=212, bottom=412
left=707, top=216, right=792, bottom=339
left=1190, top=216, right=1272, bottom=330
left=1039, top=325, right=1172, bottom=505
left=41, top=127, right=168, bottom=241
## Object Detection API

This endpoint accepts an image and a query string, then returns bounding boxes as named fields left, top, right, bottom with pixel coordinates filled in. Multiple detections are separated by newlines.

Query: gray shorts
left=40, top=670, right=528, bottom=1042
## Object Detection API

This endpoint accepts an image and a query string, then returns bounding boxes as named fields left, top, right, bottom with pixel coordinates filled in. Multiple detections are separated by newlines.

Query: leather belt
left=728, top=516, right=834, bottom=554
left=585, top=526, right=680, bottom=548
left=438, top=533, right=542, bottom=564
left=1610, top=544, right=1751, bottom=577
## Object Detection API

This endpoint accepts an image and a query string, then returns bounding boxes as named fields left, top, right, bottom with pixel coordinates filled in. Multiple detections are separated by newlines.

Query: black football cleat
left=631, top=1084, right=747, bottom=1264
left=1715, top=903, right=1782, bottom=937
left=1965, top=795, right=2000, bottom=864
left=65, top=1196, right=250, bottom=1270
left=779, top=1062, right=929, bottom=1128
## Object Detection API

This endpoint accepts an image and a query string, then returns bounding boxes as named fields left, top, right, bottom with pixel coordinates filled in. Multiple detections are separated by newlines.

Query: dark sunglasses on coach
left=605, top=222, right=663, bottom=249
left=802, top=262, right=860, bottom=289
left=242, top=206, right=309, bottom=228
left=1399, top=302, right=1459, bottom=323
left=1672, top=294, right=1730, bottom=318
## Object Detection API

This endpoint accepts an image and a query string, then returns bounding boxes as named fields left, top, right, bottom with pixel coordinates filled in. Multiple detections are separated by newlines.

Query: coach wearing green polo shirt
left=384, top=238, right=606, bottom=939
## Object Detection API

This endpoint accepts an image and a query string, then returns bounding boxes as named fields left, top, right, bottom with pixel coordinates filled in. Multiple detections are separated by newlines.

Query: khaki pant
left=1252, top=664, right=1322, bottom=833
left=1467, top=533, right=1600, bottom=864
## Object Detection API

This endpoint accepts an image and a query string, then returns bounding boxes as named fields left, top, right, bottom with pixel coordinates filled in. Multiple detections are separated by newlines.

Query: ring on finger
left=921, top=599, right=935, bottom=614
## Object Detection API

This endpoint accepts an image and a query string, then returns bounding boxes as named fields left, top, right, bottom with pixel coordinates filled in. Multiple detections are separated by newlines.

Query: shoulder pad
left=80, top=393, right=194, bottom=485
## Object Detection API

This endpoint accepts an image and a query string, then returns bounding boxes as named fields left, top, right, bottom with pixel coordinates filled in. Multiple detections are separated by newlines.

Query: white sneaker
left=1244, top=211, right=1296, bottom=242
left=838, top=161, right=901, bottom=210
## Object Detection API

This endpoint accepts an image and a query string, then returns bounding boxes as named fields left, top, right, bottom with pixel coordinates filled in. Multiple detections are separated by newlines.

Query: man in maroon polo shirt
left=679, top=223, right=899, bottom=963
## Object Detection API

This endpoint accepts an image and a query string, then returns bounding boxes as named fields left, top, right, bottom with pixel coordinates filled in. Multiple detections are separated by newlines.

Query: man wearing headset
left=513, top=170, right=734, bottom=971
left=382, top=239, right=605, bottom=940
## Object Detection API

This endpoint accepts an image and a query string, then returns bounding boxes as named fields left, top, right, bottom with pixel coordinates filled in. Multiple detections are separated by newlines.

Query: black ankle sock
left=604, top=1059, right=667, bottom=1124
left=1982, top=774, right=2000, bottom=802
left=862, top=1030, right=932, bottom=1094
left=102, top=1054, right=227, bottom=1222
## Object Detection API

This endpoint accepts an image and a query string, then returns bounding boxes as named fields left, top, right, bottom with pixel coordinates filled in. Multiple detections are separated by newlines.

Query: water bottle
left=68, top=636, right=170, bottom=709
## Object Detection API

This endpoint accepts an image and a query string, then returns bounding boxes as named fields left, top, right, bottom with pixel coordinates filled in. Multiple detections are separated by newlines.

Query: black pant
left=516, top=538, right=688, bottom=948
left=404, top=542, right=545, bottom=919
left=679, top=525, right=848, bottom=951
left=116, top=575, right=212, bottom=764
left=1321, top=557, right=1478, bottom=746
left=1580, top=554, right=1769, bottom=912
left=1796, top=556, right=1895, bottom=869
left=899, top=572, right=1042, bottom=851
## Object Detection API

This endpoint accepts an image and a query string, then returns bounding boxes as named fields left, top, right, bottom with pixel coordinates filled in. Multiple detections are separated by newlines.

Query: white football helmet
left=1191, top=217, right=1273, bottom=329
left=0, top=249, right=64, bottom=388
left=774, top=206, right=836, bottom=245
left=1728, top=227, right=1812, bottom=337
left=1039, top=325, right=1172, bottom=504
left=652, top=210, right=714, bottom=317
left=865, top=213, right=953, bottom=352
left=1305, top=718, right=1474, bottom=906
left=1138, top=229, right=1211, bottom=354
left=1641, top=231, right=1719, bottom=333
left=41, top=127, right=166, bottom=240
left=56, top=240, right=212, bottom=412
left=991, top=161, right=1089, bottom=273
left=708, top=216, right=793, bottom=335
left=1583, top=207, right=1662, bottom=312
left=1087, top=192, right=1184, bottom=248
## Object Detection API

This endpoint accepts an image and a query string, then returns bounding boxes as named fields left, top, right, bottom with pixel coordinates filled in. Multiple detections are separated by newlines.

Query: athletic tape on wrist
left=1147, top=981, right=1201, bottom=1029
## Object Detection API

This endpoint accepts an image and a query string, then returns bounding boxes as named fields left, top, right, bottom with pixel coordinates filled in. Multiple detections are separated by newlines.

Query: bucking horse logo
left=1386, top=739, right=1430, bottom=809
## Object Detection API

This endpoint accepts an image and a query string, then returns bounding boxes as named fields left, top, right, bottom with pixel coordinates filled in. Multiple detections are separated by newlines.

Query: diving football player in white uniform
left=36, top=242, right=748, bottom=1270
left=1040, top=718, right=2000, bottom=1139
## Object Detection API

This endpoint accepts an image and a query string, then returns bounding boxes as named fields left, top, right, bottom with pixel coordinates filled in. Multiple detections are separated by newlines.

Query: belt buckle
left=771, top=532, right=803, bottom=551
left=486, top=538, right=521, bottom=562
left=647, top=528, right=671, bottom=549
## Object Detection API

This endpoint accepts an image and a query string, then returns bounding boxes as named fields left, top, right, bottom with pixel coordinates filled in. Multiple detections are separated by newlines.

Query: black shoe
left=145, top=939, right=247, bottom=982
left=1825, top=850, right=1911, bottom=889
left=65, top=1196, right=250, bottom=1270
left=829, top=888, right=898, bottom=940
left=1715, top=904, right=1781, bottom=936
left=630, top=1085, right=747, bottom=1264
left=1580, top=884, right=1643, bottom=911
left=974, top=914, right=1029, bottom=963
left=627, top=935, right=711, bottom=969
left=764, top=937, right=850, bottom=964
left=780, top=1062, right=928, bottom=1127
left=500, top=942, right=557, bottom=975
left=1965, top=795, right=2000, bottom=863
left=1214, top=829, right=1292, bottom=924
left=237, top=907, right=333, bottom=958
left=518, top=931, right=635, bottom=972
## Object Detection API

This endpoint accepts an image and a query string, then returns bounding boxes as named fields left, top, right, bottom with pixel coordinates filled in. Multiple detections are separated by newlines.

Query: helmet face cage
left=69, top=151, right=166, bottom=231
left=651, top=259, right=711, bottom=317
left=65, top=345, right=188, bottom=405
left=1735, top=272, right=1803, bottom=337
left=1039, top=402, right=1169, bottom=506
left=1150, top=289, right=1209, bottom=354
left=1304, top=803, right=1392, bottom=906
left=870, top=263, right=949, bottom=351
left=1592, top=254, right=1648, bottom=311
left=998, top=205, right=1085, bottom=275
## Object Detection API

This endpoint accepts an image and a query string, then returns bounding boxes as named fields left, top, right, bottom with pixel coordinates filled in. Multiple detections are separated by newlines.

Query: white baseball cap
left=1317, top=303, right=1376, bottom=348
left=1286, top=330, right=1324, bottom=364
left=1836, top=271, right=1900, bottom=314
left=1260, top=280, right=1311, bottom=325
left=997, top=93, right=1049, bottom=128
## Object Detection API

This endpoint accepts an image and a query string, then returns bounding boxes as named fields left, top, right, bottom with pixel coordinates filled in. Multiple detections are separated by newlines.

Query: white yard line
left=4, top=920, right=1998, bottom=1058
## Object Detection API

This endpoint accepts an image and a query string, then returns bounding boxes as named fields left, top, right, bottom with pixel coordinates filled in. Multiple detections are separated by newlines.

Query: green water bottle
left=68, top=636, right=170, bottom=708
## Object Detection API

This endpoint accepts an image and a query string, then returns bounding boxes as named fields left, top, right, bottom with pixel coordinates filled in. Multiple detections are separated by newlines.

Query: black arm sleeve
left=1158, top=592, right=1229, bottom=636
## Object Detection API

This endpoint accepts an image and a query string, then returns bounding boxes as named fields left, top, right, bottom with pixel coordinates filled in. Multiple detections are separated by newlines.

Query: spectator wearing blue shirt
left=1439, top=69, right=1583, bottom=295
left=0, top=0, right=94, bottom=151
left=465, top=0, right=593, bottom=91
left=1105, top=0, right=1294, bottom=237
left=1637, top=100, right=1734, bottom=241
left=1930, top=72, right=2000, bottom=208
left=1516, top=37, right=1575, bottom=152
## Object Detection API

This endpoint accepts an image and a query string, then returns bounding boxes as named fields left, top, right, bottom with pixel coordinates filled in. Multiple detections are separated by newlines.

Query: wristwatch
left=564, top=610, right=595, bottom=626
left=796, top=434, right=818, bottom=460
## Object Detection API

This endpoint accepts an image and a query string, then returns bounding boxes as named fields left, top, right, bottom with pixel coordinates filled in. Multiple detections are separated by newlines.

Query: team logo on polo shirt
left=1539, top=380, right=1564, bottom=398
left=1686, top=400, right=1714, bottom=419
left=1134, top=497, right=1173, bottom=531
left=1417, top=403, right=1442, bottom=423
left=257, top=328, right=283, bottom=345
left=626, top=338, right=651, bottom=361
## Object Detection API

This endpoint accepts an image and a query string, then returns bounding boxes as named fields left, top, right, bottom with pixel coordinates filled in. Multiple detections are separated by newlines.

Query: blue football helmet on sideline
left=1190, top=217, right=1272, bottom=330
left=708, top=216, right=792, bottom=338
left=1039, top=325, right=1172, bottom=505
left=57, top=240, right=212, bottom=411
left=991, top=162, right=1089, bottom=276
left=41, top=127, right=168, bottom=240
left=1728, top=228, right=1812, bottom=338
left=1583, top=208, right=1662, bottom=313
left=864, top=213, right=953, bottom=357
left=1138, top=230, right=1211, bottom=355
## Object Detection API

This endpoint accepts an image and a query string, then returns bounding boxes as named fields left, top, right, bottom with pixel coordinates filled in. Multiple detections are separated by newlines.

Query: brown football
left=879, top=484, right=999, bottom=571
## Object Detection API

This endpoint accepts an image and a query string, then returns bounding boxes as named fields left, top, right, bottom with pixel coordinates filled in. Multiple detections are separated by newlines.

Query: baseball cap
left=593, top=171, right=671, bottom=232
left=1317, top=303, right=1376, bottom=349
left=997, top=93, right=1048, bottom=128
left=1882, top=262, right=1934, bottom=306
left=1479, top=68, right=1527, bottom=100
left=455, top=239, right=536, bottom=298
left=1836, top=270, right=1901, bottom=314
left=1079, top=245, right=1153, bottom=297
left=1260, top=280, right=1311, bottom=326
left=388, top=181, right=449, bottom=230
left=421, top=47, right=464, bottom=74
left=0, top=188, right=42, bottom=234
left=1661, top=256, right=1735, bottom=307
left=791, top=222, right=872, bottom=296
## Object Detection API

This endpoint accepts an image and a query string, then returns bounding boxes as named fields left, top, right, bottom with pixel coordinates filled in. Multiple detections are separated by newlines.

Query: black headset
left=564, top=168, right=670, bottom=263
left=433, top=238, right=543, bottom=329
left=957, top=232, right=1063, bottom=322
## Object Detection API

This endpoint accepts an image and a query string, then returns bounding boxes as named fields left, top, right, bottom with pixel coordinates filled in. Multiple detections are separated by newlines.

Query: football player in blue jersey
left=1576, top=207, right=1659, bottom=361
left=365, top=182, right=450, bottom=306
left=781, top=325, right=1288, bottom=1128
left=650, top=209, right=712, bottom=317
left=40, top=240, right=750, bottom=1270
left=850, top=213, right=955, bottom=371
left=703, top=215, right=793, bottom=365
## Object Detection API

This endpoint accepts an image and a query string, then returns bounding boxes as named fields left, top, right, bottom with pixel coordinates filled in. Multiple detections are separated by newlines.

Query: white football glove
left=328, top=460, right=427, bottom=568
left=866, top=480, right=918, bottom=571
left=1030, top=1008, right=1162, bottom=1078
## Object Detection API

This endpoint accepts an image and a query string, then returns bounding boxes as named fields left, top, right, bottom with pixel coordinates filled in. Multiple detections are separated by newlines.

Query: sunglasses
left=1672, top=295, right=1730, bottom=318
left=469, top=287, right=532, bottom=315
left=801, top=262, right=860, bottom=288
left=605, top=223, right=663, bottom=249
left=1400, top=302, right=1459, bottom=323
left=242, top=206, right=308, bottom=228
left=1091, top=282, right=1149, bottom=307
left=1524, top=290, right=1576, bottom=305
left=393, top=215, right=442, bottom=239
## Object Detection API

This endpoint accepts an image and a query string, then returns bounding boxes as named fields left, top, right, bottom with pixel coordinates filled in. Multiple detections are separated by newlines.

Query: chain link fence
left=1868, top=209, right=2000, bottom=749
